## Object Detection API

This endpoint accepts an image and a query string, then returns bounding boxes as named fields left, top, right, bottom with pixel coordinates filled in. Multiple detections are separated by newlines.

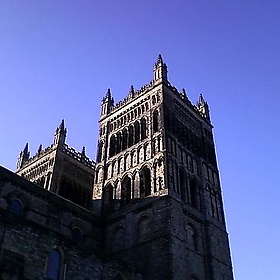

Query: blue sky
left=1, top=1, right=280, bottom=279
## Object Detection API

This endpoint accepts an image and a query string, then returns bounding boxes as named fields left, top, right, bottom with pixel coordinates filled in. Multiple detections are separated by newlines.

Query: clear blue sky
left=1, top=1, right=280, bottom=279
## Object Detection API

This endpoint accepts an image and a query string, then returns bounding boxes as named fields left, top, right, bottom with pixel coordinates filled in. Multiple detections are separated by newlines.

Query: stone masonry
left=0, top=55, right=234, bottom=280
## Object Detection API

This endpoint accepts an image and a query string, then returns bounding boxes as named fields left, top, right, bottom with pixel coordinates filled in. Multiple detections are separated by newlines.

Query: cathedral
left=0, top=55, right=234, bottom=280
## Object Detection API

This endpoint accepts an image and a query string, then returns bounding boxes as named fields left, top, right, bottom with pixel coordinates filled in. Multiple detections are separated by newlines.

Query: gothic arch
left=97, top=140, right=104, bottom=162
left=140, top=117, right=147, bottom=140
left=109, top=134, right=117, bottom=157
left=121, top=176, right=132, bottom=206
left=128, top=125, right=134, bottom=147
left=140, top=166, right=151, bottom=198
left=103, top=183, right=114, bottom=211
left=116, top=131, right=122, bottom=154
left=134, top=121, right=140, bottom=144
left=153, top=109, right=159, bottom=132
left=122, top=128, right=128, bottom=150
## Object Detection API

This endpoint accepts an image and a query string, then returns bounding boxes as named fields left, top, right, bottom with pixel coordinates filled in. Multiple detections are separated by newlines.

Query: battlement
left=63, top=144, right=95, bottom=168
left=18, top=144, right=54, bottom=169
left=108, top=79, right=157, bottom=114
left=107, top=79, right=207, bottom=121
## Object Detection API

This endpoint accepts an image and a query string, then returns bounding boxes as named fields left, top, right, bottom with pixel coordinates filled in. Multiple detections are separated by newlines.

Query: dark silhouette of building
left=0, top=55, right=233, bottom=280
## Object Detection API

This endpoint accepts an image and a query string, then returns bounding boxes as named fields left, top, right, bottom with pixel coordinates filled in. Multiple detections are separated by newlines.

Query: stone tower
left=94, top=55, right=233, bottom=279
left=16, top=120, right=95, bottom=209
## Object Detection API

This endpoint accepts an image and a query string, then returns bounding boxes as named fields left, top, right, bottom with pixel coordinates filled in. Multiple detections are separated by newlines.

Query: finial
left=106, top=88, right=111, bottom=98
left=81, top=146, right=86, bottom=156
left=182, top=88, right=187, bottom=96
left=23, top=142, right=29, bottom=154
left=59, top=119, right=65, bottom=130
left=155, top=54, right=163, bottom=67
left=198, top=94, right=206, bottom=105
left=129, top=85, right=135, bottom=96
left=17, top=142, right=30, bottom=169
left=37, top=144, right=42, bottom=155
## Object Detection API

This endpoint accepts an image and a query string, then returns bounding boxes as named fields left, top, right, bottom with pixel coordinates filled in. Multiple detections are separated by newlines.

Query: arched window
left=97, top=141, right=103, bottom=162
left=46, top=249, right=62, bottom=280
left=122, top=129, right=128, bottom=150
left=72, top=227, right=83, bottom=242
left=128, top=125, right=134, bottom=147
left=140, top=167, right=151, bottom=198
left=109, top=135, right=116, bottom=157
left=134, top=121, right=140, bottom=144
left=104, top=183, right=114, bottom=211
left=121, top=176, right=131, bottom=206
left=116, top=132, right=122, bottom=153
left=153, top=110, right=159, bottom=132
left=9, top=199, right=24, bottom=216
left=140, top=118, right=147, bottom=140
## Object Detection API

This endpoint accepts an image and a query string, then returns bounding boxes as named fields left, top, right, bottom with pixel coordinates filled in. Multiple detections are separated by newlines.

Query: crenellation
left=63, top=144, right=95, bottom=168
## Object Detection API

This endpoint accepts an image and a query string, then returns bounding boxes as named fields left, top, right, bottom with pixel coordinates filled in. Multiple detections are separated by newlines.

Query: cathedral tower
left=16, top=120, right=95, bottom=209
left=94, top=55, right=233, bottom=279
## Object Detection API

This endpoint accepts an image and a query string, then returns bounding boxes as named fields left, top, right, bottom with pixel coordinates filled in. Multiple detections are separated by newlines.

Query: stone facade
left=0, top=166, right=141, bottom=280
left=16, top=120, right=95, bottom=210
left=0, top=55, right=233, bottom=280
left=95, top=55, right=233, bottom=280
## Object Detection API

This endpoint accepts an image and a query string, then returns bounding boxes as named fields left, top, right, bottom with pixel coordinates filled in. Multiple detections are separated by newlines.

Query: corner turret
left=100, top=88, right=114, bottom=117
left=197, top=94, right=211, bottom=122
left=16, top=143, right=30, bottom=169
left=53, top=119, right=67, bottom=147
left=153, top=54, right=168, bottom=82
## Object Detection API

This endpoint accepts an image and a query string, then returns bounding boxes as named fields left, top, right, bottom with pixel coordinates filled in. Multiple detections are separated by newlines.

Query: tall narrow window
left=128, top=125, right=134, bottom=147
left=121, top=176, right=131, bottom=206
left=109, top=135, right=116, bottom=157
left=122, top=129, right=128, bottom=150
left=97, top=141, right=103, bottom=162
left=116, top=132, right=122, bottom=153
left=104, top=183, right=114, bottom=211
left=140, top=167, right=151, bottom=197
left=140, top=118, right=147, bottom=140
left=153, top=110, right=159, bottom=132
left=134, top=121, right=140, bottom=144
left=46, top=249, right=61, bottom=280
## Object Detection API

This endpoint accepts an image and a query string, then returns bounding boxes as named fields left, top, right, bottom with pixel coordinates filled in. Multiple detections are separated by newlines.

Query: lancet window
left=140, top=167, right=151, bottom=197
left=108, top=117, right=148, bottom=158
left=121, top=176, right=131, bottom=206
